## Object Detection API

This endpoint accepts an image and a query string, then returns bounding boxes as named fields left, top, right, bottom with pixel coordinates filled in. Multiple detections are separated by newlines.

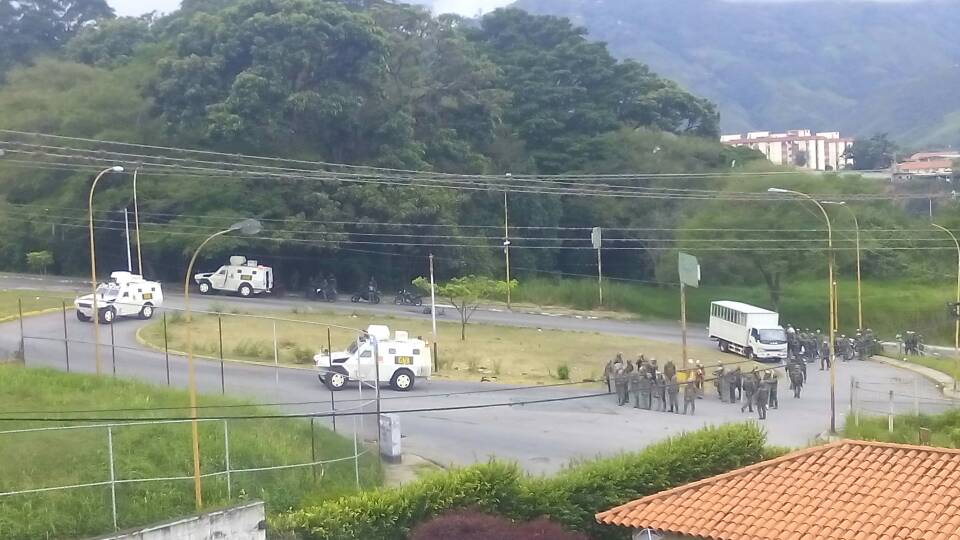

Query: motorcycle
left=351, top=288, right=382, bottom=304
left=393, top=288, right=423, bottom=306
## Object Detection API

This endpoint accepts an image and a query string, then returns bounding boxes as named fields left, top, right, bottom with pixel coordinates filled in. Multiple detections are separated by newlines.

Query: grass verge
left=139, top=309, right=775, bottom=385
left=0, top=289, right=74, bottom=321
left=510, top=277, right=960, bottom=344
left=901, top=355, right=960, bottom=381
left=844, top=408, right=960, bottom=448
left=0, top=365, right=381, bottom=540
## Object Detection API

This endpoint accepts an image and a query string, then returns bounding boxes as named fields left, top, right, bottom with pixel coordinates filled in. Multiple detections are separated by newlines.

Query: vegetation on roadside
left=138, top=309, right=772, bottom=385
left=272, top=423, right=767, bottom=540
left=899, top=356, right=960, bottom=382
left=845, top=408, right=960, bottom=449
left=0, top=365, right=381, bottom=540
left=510, top=277, right=960, bottom=345
left=0, top=289, right=74, bottom=320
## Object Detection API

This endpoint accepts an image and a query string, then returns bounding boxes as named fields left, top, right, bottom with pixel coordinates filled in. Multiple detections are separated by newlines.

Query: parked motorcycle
left=351, top=288, right=382, bottom=304
left=393, top=288, right=423, bottom=306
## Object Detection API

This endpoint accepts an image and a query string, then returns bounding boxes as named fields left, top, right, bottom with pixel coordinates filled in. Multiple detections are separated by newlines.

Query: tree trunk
left=754, top=260, right=782, bottom=311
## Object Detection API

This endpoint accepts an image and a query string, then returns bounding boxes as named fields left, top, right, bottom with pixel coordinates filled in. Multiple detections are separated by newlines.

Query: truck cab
left=194, top=256, right=273, bottom=297
left=709, top=301, right=787, bottom=361
left=315, top=325, right=432, bottom=392
left=74, top=271, right=163, bottom=324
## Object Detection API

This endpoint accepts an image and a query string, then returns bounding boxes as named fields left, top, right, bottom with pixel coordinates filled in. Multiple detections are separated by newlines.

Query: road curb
left=133, top=324, right=318, bottom=373
left=0, top=305, right=72, bottom=324
left=871, top=355, right=960, bottom=400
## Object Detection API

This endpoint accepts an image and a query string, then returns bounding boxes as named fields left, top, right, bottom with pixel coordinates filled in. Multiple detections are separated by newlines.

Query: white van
left=315, top=325, right=432, bottom=391
left=74, top=271, right=164, bottom=324
left=708, top=300, right=787, bottom=361
left=194, top=256, right=273, bottom=297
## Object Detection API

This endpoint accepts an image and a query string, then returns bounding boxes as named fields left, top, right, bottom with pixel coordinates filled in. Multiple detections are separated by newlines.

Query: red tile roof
left=596, top=439, right=960, bottom=540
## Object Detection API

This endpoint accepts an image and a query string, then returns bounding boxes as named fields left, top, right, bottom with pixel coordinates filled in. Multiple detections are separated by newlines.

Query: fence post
left=17, top=297, right=25, bottom=362
left=433, top=341, right=438, bottom=373
left=327, top=328, right=336, bottom=433
left=888, top=390, right=895, bottom=433
left=273, top=320, right=279, bottom=397
left=163, top=312, right=170, bottom=386
left=107, top=426, right=118, bottom=531
left=62, top=300, right=70, bottom=372
left=849, top=377, right=854, bottom=412
left=223, top=419, right=232, bottom=500
left=913, top=377, right=920, bottom=416
left=110, top=322, right=117, bottom=377
left=311, top=417, right=317, bottom=482
left=353, top=416, right=361, bottom=491
left=218, top=314, right=225, bottom=395
left=854, top=381, right=860, bottom=427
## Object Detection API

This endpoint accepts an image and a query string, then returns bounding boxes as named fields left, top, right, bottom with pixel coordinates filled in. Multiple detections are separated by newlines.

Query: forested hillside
left=0, top=0, right=955, bottom=301
left=514, top=0, right=960, bottom=146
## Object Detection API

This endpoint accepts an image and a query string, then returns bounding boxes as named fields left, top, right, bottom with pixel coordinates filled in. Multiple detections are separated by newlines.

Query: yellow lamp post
left=182, top=218, right=262, bottom=510
left=768, top=187, right=837, bottom=433
left=932, top=223, right=959, bottom=391
left=88, top=165, right=125, bottom=375
left=823, top=201, right=862, bottom=331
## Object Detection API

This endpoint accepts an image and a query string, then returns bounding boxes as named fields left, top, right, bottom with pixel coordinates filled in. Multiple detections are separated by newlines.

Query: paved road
left=1, top=273, right=950, bottom=474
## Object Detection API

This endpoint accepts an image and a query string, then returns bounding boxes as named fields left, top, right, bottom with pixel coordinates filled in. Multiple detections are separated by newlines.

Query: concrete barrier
left=90, top=501, right=266, bottom=540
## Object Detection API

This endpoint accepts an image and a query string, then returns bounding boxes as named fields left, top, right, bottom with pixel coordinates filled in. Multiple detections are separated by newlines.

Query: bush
left=557, top=363, right=570, bottom=380
left=410, top=510, right=588, bottom=540
left=233, top=339, right=269, bottom=359
left=273, top=423, right=766, bottom=540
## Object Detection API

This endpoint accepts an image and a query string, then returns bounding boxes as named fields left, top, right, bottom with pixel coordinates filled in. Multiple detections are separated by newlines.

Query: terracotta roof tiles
left=595, top=439, right=960, bottom=540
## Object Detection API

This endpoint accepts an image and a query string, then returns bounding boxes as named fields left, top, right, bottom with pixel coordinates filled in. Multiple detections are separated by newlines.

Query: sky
left=108, top=0, right=918, bottom=18
left=109, top=0, right=513, bottom=17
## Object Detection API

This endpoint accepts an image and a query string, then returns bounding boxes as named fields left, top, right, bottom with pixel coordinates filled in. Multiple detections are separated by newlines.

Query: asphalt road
left=1, top=273, right=950, bottom=474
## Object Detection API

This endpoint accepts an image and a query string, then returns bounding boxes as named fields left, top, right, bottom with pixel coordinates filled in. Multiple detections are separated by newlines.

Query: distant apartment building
left=720, top=129, right=854, bottom=171
left=893, top=151, right=959, bottom=182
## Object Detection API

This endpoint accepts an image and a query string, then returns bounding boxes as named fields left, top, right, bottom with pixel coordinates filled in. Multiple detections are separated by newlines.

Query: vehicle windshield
left=96, top=284, right=120, bottom=300
left=346, top=341, right=359, bottom=354
left=758, top=329, right=786, bottom=344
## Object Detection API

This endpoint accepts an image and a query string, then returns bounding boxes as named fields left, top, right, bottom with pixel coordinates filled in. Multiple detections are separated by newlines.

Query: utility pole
left=592, top=227, right=603, bottom=305
left=429, top=253, right=437, bottom=339
left=124, top=208, right=132, bottom=273
left=503, top=189, right=511, bottom=309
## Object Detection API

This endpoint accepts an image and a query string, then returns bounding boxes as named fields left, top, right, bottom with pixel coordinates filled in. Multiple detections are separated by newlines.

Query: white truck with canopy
left=74, top=271, right=163, bottom=324
left=708, top=300, right=787, bottom=362
left=194, top=256, right=273, bottom=297
left=314, top=325, right=431, bottom=392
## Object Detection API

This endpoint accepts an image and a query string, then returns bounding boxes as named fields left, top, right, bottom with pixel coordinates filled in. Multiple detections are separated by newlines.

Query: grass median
left=139, top=307, right=775, bottom=385
left=0, top=289, right=74, bottom=320
left=0, top=364, right=381, bottom=540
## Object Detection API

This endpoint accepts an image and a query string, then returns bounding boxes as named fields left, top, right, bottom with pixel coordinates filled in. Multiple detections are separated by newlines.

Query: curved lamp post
left=132, top=167, right=143, bottom=275
left=183, top=218, right=262, bottom=510
left=932, top=223, right=959, bottom=391
left=822, top=201, right=862, bottom=331
left=768, top=187, right=837, bottom=434
left=88, top=166, right=125, bottom=375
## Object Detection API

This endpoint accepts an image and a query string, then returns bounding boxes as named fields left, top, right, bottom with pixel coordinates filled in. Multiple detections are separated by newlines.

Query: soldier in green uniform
left=683, top=378, right=697, bottom=415
left=666, top=373, right=680, bottom=413
left=740, top=369, right=758, bottom=413
left=755, top=376, right=770, bottom=420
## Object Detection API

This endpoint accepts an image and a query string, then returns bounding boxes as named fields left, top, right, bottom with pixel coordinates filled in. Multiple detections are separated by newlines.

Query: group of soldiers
left=712, top=364, right=780, bottom=419
left=786, top=325, right=878, bottom=366
left=604, top=354, right=701, bottom=415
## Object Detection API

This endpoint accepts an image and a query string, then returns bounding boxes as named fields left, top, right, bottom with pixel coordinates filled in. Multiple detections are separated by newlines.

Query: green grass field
left=0, top=289, right=73, bottom=320
left=0, top=365, right=381, bottom=540
left=844, top=408, right=960, bottom=448
left=139, top=309, right=775, bottom=385
left=510, top=277, right=958, bottom=344
left=901, top=355, right=960, bottom=381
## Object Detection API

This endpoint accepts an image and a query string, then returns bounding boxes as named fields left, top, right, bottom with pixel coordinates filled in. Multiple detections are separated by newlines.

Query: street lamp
left=88, top=165, right=125, bottom=375
left=768, top=187, right=838, bottom=434
left=183, top=218, right=262, bottom=510
left=932, top=223, right=959, bottom=390
left=822, top=201, right=863, bottom=332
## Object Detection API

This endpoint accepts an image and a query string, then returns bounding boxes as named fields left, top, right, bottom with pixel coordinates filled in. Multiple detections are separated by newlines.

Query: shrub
left=233, top=339, right=269, bottom=359
left=557, top=363, right=570, bottom=380
left=274, top=423, right=766, bottom=540
left=410, top=510, right=588, bottom=540
left=291, top=346, right=315, bottom=364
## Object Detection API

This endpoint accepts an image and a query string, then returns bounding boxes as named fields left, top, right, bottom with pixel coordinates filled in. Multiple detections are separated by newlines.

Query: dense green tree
left=66, top=16, right=155, bottom=68
left=0, top=0, right=113, bottom=77
left=843, top=133, right=899, bottom=170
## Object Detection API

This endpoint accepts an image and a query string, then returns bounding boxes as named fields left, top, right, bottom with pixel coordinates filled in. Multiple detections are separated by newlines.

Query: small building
left=720, top=129, right=854, bottom=171
left=893, top=151, right=959, bottom=182
left=596, top=439, right=960, bottom=539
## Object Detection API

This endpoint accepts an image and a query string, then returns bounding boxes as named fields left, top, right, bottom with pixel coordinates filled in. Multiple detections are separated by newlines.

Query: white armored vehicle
left=315, top=325, right=432, bottom=392
left=74, top=271, right=163, bottom=324
left=194, top=256, right=273, bottom=297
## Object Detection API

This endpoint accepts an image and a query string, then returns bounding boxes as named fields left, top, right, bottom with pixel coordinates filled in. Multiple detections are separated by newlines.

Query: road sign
left=678, top=252, right=700, bottom=288
left=591, top=227, right=602, bottom=249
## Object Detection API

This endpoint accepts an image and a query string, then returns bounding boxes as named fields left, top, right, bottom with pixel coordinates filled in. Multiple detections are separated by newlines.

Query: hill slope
left=513, top=0, right=960, bottom=146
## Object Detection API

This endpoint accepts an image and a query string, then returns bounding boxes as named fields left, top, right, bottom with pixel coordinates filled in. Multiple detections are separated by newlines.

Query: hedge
left=272, top=423, right=767, bottom=540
